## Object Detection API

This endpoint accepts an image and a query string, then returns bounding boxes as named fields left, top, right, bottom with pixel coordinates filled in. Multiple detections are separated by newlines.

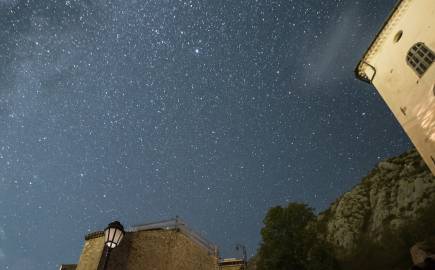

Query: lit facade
left=355, top=0, right=435, bottom=175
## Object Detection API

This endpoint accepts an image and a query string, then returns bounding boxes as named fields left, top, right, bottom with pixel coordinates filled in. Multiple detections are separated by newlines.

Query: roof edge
left=355, top=0, right=406, bottom=83
left=83, top=218, right=219, bottom=255
left=130, top=218, right=218, bottom=255
left=84, top=231, right=104, bottom=240
left=59, top=264, right=77, bottom=270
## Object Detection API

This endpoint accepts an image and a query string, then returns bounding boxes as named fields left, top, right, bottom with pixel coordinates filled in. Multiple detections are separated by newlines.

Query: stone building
left=218, top=258, right=247, bottom=270
left=355, top=0, right=435, bottom=175
left=60, top=218, right=222, bottom=270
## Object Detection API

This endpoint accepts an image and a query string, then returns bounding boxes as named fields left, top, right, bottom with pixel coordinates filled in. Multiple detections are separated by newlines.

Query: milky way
left=0, top=0, right=410, bottom=269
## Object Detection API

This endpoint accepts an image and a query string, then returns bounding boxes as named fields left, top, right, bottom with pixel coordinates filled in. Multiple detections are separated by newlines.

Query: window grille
left=406, top=42, right=434, bottom=77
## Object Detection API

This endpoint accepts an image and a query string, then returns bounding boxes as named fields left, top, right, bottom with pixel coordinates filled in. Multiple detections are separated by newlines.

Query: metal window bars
left=407, top=42, right=435, bottom=77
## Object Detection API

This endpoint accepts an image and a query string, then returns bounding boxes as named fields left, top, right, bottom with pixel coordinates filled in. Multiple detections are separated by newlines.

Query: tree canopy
left=256, top=203, right=337, bottom=270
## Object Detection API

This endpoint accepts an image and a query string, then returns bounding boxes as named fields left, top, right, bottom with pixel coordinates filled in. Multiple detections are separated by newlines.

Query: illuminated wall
left=356, top=0, right=435, bottom=175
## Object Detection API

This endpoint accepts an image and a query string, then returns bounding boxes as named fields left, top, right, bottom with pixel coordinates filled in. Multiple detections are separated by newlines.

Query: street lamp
left=102, top=221, right=125, bottom=270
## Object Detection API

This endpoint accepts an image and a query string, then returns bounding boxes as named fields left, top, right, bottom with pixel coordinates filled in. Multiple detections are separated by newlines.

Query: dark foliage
left=342, top=198, right=435, bottom=270
left=255, top=203, right=338, bottom=270
left=253, top=196, right=435, bottom=270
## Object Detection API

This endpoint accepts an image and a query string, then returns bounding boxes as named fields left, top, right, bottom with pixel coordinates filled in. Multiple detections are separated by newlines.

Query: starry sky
left=0, top=0, right=412, bottom=269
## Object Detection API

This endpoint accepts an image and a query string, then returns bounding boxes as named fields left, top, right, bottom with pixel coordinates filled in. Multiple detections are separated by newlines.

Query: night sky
left=0, top=0, right=412, bottom=269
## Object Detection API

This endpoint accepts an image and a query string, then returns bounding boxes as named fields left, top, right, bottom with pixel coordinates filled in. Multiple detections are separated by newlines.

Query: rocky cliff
left=318, top=148, right=435, bottom=255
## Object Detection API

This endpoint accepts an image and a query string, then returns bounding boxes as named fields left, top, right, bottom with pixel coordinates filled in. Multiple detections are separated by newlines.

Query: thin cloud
left=304, top=5, right=360, bottom=89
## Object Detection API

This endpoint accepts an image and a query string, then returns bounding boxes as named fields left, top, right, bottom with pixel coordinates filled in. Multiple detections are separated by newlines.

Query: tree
left=256, top=203, right=338, bottom=270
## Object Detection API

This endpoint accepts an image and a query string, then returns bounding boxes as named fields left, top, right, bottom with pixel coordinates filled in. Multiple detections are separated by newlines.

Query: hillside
left=318, top=148, right=435, bottom=257
left=250, top=148, right=435, bottom=270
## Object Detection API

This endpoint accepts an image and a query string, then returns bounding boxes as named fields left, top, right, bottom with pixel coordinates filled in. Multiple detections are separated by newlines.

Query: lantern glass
left=104, top=221, right=125, bottom=249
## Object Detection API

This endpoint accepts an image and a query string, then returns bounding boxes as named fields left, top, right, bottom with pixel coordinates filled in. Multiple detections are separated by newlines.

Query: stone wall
left=75, top=228, right=218, bottom=270
left=76, top=232, right=105, bottom=270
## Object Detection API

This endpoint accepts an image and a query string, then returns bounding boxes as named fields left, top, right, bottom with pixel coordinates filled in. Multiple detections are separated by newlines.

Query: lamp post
left=102, top=221, right=125, bottom=270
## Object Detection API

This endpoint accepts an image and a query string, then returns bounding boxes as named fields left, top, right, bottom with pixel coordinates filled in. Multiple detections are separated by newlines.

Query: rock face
left=318, top=148, right=435, bottom=255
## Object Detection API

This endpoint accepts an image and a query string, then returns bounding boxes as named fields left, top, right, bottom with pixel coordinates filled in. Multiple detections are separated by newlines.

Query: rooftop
left=58, top=264, right=77, bottom=270
left=355, top=0, right=405, bottom=83
left=84, top=217, right=218, bottom=255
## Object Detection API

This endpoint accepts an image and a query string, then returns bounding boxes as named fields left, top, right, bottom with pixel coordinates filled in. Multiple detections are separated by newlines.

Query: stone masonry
left=63, top=219, right=220, bottom=270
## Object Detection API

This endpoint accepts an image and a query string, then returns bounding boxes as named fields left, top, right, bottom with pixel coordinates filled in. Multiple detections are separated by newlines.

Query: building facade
left=218, top=258, right=247, bottom=270
left=60, top=219, right=246, bottom=270
left=355, top=0, right=435, bottom=175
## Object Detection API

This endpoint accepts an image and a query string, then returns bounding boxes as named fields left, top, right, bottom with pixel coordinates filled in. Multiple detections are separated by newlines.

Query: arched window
left=406, top=42, right=434, bottom=77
